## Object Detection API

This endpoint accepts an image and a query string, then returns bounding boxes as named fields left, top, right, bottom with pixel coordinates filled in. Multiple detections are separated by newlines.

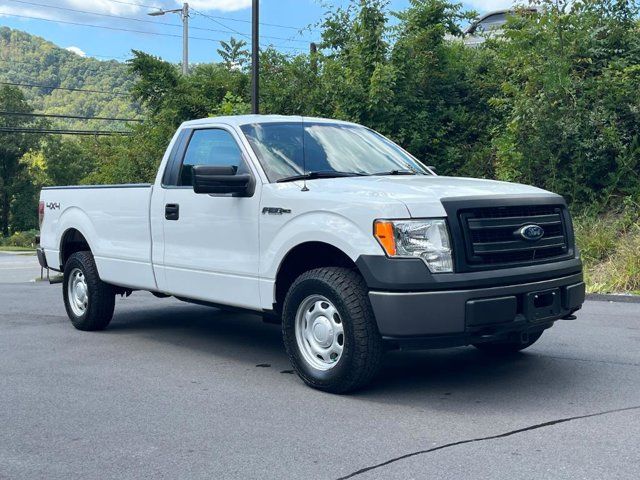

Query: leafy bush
left=0, top=229, right=38, bottom=248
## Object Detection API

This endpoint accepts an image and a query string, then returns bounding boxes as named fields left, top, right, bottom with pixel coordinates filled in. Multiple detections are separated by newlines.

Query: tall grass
left=574, top=205, right=640, bottom=294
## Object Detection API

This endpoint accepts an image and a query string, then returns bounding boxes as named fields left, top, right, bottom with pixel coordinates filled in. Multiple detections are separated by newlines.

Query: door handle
left=165, top=203, right=179, bottom=221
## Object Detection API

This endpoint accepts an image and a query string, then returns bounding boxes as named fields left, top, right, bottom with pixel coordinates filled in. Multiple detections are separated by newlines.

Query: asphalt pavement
left=1, top=280, right=639, bottom=480
left=0, top=252, right=42, bottom=283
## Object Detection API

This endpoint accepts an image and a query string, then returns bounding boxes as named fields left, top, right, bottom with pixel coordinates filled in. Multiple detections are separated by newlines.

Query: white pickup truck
left=38, top=115, right=585, bottom=392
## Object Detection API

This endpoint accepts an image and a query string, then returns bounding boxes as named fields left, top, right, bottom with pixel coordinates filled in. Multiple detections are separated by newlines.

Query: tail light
left=38, top=201, right=45, bottom=228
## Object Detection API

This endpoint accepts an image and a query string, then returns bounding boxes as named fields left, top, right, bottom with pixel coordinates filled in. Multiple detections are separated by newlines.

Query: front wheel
left=282, top=267, right=383, bottom=393
left=63, top=251, right=115, bottom=331
left=473, top=330, right=544, bottom=355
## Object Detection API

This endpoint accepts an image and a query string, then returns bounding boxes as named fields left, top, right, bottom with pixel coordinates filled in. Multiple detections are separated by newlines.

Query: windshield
left=239, top=122, right=430, bottom=182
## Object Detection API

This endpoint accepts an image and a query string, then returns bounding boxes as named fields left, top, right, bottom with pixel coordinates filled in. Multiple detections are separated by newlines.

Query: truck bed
left=39, top=184, right=157, bottom=290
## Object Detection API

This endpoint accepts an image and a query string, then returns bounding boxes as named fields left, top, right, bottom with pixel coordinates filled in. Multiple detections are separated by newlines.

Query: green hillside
left=0, top=27, right=140, bottom=131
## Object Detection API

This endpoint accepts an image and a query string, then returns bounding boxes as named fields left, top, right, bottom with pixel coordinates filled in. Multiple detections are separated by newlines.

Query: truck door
left=156, top=126, right=262, bottom=309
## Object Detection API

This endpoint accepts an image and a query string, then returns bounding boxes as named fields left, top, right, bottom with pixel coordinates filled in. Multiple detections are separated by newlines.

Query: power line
left=5, top=0, right=310, bottom=43
left=0, top=10, right=309, bottom=51
left=0, top=12, right=225, bottom=43
left=192, top=9, right=315, bottom=44
left=104, top=0, right=318, bottom=32
left=197, top=12, right=319, bottom=32
left=0, top=56, right=131, bottom=70
left=0, top=81, right=130, bottom=97
left=6, top=0, right=180, bottom=28
left=106, top=0, right=162, bottom=9
left=0, top=111, right=142, bottom=122
left=191, top=9, right=250, bottom=41
left=0, top=127, right=132, bottom=136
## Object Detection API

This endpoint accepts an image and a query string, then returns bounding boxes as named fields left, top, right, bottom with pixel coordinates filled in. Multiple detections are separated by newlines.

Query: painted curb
left=587, top=293, right=640, bottom=304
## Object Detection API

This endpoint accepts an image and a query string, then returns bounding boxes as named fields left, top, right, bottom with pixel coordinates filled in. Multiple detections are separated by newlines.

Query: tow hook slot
left=520, top=331, right=529, bottom=344
left=524, top=288, right=561, bottom=322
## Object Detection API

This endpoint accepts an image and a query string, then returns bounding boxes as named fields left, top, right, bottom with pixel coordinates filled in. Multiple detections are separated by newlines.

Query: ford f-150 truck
left=38, top=115, right=585, bottom=392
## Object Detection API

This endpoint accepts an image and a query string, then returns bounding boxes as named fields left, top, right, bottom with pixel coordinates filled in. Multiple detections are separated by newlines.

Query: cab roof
left=181, top=115, right=360, bottom=129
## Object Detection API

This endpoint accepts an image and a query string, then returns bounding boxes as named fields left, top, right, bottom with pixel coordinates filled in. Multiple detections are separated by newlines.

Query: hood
left=297, top=175, right=556, bottom=217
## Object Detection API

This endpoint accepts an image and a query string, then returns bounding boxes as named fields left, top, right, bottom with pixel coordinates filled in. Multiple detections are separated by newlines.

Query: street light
left=148, top=3, right=189, bottom=75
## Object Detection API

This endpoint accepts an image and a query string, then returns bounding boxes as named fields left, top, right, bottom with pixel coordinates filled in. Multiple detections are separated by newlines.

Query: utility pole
left=310, top=42, right=318, bottom=75
left=251, top=0, right=259, bottom=114
left=148, top=2, right=190, bottom=75
left=182, top=3, right=189, bottom=76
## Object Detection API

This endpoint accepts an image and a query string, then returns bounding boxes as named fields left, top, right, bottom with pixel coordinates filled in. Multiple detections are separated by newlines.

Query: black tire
left=63, top=251, right=115, bottom=331
left=473, top=330, right=544, bottom=355
left=282, top=267, right=383, bottom=393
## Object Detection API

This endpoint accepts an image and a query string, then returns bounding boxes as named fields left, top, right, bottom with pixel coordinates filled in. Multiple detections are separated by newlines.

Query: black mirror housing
left=192, top=165, right=254, bottom=196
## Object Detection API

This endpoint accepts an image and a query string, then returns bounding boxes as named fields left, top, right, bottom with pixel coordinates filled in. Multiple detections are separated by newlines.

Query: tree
left=217, top=37, right=249, bottom=70
left=0, top=86, right=42, bottom=235
left=81, top=0, right=639, bottom=212
left=44, top=138, right=97, bottom=186
left=488, top=0, right=640, bottom=205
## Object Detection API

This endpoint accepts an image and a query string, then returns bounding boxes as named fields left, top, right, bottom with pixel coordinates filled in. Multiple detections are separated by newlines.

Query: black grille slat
left=467, top=214, right=562, bottom=230
left=458, top=204, right=571, bottom=269
left=470, top=223, right=563, bottom=243
left=473, top=236, right=566, bottom=254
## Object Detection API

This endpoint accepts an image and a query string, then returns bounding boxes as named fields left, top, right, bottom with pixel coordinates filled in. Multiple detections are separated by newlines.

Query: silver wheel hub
left=68, top=268, right=89, bottom=317
left=295, top=295, right=345, bottom=371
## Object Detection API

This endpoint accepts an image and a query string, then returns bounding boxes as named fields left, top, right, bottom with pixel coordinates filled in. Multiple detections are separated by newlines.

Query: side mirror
left=192, top=165, right=254, bottom=196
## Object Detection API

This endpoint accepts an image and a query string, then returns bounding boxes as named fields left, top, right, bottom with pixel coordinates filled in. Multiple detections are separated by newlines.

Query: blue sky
left=0, top=0, right=514, bottom=63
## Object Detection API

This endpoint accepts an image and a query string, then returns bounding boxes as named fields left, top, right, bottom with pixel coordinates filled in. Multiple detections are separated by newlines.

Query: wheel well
left=274, top=242, right=359, bottom=313
left=60, top=228, right=90, bottom=269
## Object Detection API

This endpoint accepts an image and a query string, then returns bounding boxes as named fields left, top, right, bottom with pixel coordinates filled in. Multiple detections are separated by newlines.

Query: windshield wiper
left=372, top=169, right=419, bottom=176
left=276, top=171, right=369, bottom=183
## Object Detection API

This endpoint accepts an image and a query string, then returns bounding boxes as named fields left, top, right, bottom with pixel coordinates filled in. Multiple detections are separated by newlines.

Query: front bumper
left=367, top=270, right=584, bottom=349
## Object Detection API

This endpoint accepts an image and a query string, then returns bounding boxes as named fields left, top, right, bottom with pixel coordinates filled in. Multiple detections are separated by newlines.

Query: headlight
left=374, top=219, right=453, bottom=273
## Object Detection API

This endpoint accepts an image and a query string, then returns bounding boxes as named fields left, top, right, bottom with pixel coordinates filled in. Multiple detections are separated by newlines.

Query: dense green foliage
left=489, top=0, right=640, bottom=207
left=0, top=86, right=42, bottom=235
left=0, top=27, right=140, bottom=130
left=85, top=0, right=639, bottom=210
left=1, top=0, right=638, bottom=291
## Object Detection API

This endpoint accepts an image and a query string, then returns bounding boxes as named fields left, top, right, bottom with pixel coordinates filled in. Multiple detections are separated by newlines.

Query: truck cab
left=38, top=115, right=585, bottom=392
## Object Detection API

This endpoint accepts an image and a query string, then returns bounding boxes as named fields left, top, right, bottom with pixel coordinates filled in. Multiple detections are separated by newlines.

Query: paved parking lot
left=1, top=281, right=639, bottom=479
left=0, top=252, right=42, bottom=283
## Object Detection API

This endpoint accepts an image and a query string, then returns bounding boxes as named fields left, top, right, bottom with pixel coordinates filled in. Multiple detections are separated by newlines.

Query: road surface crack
left=336, top=405, right=640, bottom=479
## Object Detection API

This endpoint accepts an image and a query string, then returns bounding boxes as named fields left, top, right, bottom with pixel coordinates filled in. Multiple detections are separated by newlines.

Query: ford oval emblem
left=519, top=224, right=545, bottom=241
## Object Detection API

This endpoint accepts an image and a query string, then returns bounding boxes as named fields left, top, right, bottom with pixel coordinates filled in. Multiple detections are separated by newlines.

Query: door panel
left=158, top=127, right=262, bottom=309
left=162, top=191, right=261, bottom=308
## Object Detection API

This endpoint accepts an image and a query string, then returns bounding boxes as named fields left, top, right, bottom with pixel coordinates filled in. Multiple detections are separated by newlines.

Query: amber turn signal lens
left=374, top=221, right=396, bottom=256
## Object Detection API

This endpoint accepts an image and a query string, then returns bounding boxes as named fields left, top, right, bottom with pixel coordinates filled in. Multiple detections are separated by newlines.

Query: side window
left=179, top=129, right=243, bottom=186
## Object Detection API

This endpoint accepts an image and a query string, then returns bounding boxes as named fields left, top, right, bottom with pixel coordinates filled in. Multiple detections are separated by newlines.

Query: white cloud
left=0, top=0, right=143, bottom=23
left=178, top=0, right=252, bottom=12
left=0, top=5, right=67, bottom=21
left=65, top=45, right=87, bottom=57
left=0, top=0, right=251, bottom=24
left=65, top=0, right=142, bottom=16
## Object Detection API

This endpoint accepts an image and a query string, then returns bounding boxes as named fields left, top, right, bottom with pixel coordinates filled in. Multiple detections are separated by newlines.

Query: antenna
left=301, top=116, right=309, bottom=192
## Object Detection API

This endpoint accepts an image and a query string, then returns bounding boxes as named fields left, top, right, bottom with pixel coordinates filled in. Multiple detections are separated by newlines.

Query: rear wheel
left=282, top=267, right=383, bottom=393
left=473, top=330, right=544, bottom=355
left=63, top=251, right=115, bottom=331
